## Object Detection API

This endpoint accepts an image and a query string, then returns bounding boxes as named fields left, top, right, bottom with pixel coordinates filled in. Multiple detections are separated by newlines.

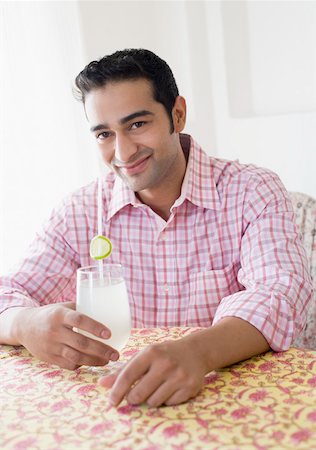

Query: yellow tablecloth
left=1, top=327, right=316, bottom=449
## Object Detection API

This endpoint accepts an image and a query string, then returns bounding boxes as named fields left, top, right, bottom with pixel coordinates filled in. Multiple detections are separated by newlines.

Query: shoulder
left=61, top=172, right=116, bottom=209
left=48, top=172, right=116, bottom=224
left=211, top=156, right=281, bottom=189
left=211, top=157, right=287, bottom=198
left=210, top=156, right=292, bottom=216
left=191, top=140, right=282, bottom=191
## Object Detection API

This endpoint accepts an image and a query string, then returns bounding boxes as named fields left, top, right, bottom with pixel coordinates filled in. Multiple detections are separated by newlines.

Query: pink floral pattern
left=1, top=327, right=316, bottom=449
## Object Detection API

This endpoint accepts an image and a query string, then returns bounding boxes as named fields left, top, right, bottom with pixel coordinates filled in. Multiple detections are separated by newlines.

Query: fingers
left=53, top=355, right=79, bottom=371
left=143, top=381, right=176, bottom=407
left=109, top=364, right=198, bottom=407
left=59, top=304, right=120, bottom=365
left=57, top=327, right=119, bottom=367
left=98, top=361, right=126, bottom=388
left=123, top=371, right=199, bottom=407
left=18, top=303, right=121, bottom=371
left=106, top=341, right=205, bottom=407
left=63, top=327, right=117, bottom=358
left=98, top=374, right=118, bottom=389
left=162, top=389, right=197, bottom=407
left=109, top=352, right=152, bottom=406
left=147, top=378, right=201, bottom=407
left=58, top=344, right=109, bottom=368
left=63, top=308, right=111, bottom=341
left=126, top=371, right=165, bottom=406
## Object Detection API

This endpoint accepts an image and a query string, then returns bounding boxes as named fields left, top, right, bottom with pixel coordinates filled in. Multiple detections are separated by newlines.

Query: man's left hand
left=99, top=336, right=209, bottom=407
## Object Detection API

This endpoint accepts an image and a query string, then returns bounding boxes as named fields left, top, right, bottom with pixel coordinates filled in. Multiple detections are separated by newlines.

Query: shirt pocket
left=185, top=263, right=241, bottom=327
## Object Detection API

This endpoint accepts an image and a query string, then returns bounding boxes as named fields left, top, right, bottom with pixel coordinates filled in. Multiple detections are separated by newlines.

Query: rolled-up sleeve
left=0, top=198, right=81, bottom=315
left=213, top=171, right=314, bottom=351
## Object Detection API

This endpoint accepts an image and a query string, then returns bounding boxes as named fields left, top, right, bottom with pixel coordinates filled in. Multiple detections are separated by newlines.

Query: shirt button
left=163, top=283, right=169, bottom=292
left=160, top=232, right=167, bottom=241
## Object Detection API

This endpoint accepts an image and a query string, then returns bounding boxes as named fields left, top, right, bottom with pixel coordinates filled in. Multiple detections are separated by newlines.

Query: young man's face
left=84, top=78, right=186, bottom=194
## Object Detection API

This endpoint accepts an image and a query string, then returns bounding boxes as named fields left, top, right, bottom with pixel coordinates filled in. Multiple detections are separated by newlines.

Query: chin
left=121, top=178, right=143, bottom=193
left=119, top=174, right=146, bottom=192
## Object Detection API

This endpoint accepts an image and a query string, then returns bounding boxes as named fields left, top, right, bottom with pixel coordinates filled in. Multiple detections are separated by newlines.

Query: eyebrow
left=90, top=110, right=154, bottom=133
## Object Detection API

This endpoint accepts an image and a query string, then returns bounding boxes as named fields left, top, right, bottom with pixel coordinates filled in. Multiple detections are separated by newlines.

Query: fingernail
left=110, top=352, right=119, bottom=361
left=101, top=329, right=110, bottom=339
left=109, top=395, right=119, bottom=406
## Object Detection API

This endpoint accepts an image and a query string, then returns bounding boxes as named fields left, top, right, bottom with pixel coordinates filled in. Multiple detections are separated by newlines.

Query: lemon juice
left=76, top=266, right=131, bottom=352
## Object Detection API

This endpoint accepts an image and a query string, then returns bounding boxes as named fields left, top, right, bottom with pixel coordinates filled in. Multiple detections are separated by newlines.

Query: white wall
left=0, top=1, right=98, bottom=272
left=77, top=0, right=316, bottom=198
left=76, top=0, right=216, bottom=156
left=1, top=0, right=315, bottom=273
left=207, top=0, right=316, bottom=198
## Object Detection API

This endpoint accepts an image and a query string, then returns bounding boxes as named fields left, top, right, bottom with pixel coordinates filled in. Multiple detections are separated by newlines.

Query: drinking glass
left=76, top=264, right=131, bottom=371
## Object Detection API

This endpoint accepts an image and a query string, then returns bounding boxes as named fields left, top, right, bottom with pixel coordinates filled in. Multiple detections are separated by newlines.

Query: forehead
left=84, top=78, right=159, bottom=125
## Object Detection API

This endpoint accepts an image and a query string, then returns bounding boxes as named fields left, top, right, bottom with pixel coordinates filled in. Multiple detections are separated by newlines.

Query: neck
left=137, top=139, right=189, bottom=221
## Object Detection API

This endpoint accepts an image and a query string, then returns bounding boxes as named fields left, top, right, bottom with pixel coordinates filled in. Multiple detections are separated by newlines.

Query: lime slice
left=90, top=235, right=112, bottom=260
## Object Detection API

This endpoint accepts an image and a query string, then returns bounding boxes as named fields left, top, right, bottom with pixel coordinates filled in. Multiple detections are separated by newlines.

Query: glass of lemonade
left=76, top=264, right=131, bottom=356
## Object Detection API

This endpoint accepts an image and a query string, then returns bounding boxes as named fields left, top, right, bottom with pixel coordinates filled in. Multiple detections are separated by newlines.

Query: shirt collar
left=179, top=135, right=221, bottom=211
left=106, top=134, right=221, bottom=221
left=106, top=175, right=140, bottom=221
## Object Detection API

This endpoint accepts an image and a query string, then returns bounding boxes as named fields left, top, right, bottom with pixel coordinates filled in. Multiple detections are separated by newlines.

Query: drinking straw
left=97, top=176, right=104, bottom=281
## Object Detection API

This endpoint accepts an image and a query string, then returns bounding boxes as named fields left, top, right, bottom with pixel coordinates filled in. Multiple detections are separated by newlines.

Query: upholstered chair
left=290, top=192, right=316, bottom=349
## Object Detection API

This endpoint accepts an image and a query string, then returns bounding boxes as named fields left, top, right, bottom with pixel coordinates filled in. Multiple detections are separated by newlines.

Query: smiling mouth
left=116, top=156, right=151, bottom=176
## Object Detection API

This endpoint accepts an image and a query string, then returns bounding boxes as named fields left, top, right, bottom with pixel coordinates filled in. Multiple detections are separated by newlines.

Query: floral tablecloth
left=1, top=327, right=316, bottom=449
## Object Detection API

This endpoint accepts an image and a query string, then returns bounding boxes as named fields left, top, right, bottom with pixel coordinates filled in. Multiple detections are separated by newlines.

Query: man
left=0, top=49, right=313, bottom=408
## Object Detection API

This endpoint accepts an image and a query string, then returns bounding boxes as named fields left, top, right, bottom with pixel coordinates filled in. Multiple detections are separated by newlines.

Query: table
left=1, top=327, right=316, bottom=449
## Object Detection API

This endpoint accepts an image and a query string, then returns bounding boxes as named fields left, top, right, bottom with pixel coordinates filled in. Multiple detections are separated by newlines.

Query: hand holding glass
left=76, top=264, right=131, bottom=358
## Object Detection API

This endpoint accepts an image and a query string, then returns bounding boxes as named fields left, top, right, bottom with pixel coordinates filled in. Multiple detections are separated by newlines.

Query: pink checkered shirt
left=0, top=136, right=313, bottom=351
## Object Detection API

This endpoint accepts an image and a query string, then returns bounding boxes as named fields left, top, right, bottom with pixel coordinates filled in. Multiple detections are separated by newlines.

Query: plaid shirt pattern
left=0, top=136, right=313, bottom=351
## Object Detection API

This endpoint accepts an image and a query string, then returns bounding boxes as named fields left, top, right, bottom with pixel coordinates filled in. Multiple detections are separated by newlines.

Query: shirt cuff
left=212, top=291, right=300, bottom=352
left=0, top=289, right=40, bottom=315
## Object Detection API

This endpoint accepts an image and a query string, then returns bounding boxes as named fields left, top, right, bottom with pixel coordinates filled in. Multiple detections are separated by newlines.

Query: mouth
left=117, top=156, right=151, bottom=176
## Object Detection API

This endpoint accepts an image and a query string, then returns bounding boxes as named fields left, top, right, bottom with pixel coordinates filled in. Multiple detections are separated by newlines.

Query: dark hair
left=74, top=48, right=179, bottom=132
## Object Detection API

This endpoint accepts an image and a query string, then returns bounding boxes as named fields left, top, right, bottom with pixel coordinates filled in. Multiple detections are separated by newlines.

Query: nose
left=114, top=133, right=137, bottom=163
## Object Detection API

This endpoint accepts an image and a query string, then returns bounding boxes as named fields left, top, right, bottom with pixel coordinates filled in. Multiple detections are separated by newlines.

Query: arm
left=101, top=171, right=313, bottom=406
left=0, top=189, right=119, bottom=367
left=0, top=307, right=26, bottom=345
left=0, top=196, right=80, bottom=318
left=0, top=303, right=119, bottom=369
left=212, top=171, right=314, bottom=351
left=102, top=316, right=268, bottom=408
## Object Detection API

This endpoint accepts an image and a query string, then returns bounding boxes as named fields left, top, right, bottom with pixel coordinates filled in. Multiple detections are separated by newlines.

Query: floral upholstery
left=290, top=192, right=316, bottom=349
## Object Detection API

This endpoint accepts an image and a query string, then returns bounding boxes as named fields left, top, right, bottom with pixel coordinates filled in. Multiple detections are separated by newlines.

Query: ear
left=172, top=96, right=186, bottom=133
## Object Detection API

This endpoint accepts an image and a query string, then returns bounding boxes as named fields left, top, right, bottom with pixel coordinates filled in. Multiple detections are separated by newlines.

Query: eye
left=130, top=121, right=146, bottom=130
left=96, top=131, right=112, bottom=141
